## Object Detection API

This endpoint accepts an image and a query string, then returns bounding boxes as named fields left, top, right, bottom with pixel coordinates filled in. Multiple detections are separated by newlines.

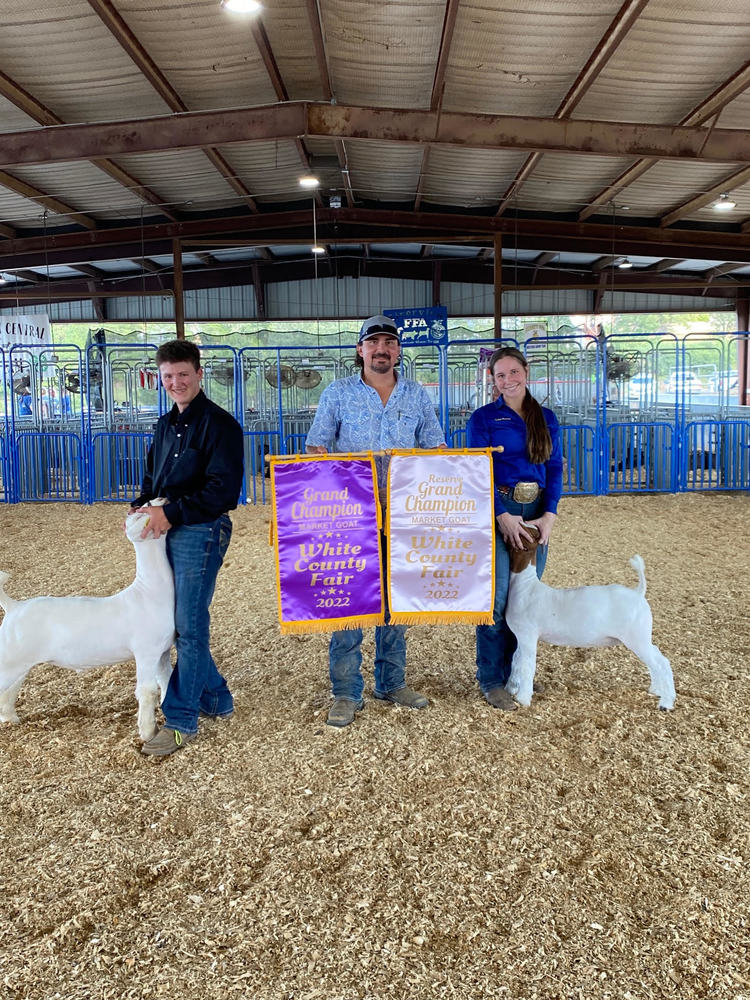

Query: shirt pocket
left=395, top=413, right=419, bottom=444
left=176, top=445, right=203, bottom=475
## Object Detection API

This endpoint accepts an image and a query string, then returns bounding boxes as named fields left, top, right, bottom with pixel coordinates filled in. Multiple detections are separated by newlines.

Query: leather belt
left=497, top=481, right=541, bottom=503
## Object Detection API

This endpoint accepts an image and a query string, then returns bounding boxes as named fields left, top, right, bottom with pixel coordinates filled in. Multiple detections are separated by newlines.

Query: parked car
left=627, top=374, right=654, bottom=398
left=664, top=371, right=704, bottom=393
left=709, top=370, right=739, bottom=392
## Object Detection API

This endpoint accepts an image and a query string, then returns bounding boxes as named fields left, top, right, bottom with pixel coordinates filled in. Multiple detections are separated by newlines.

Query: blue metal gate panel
left=244, top=428, right=281, bottom=505
left=607, top=422, right=675, bottom=494
left=684, top=420, right=750, bottom=492
left=2, top=336, right=749, bottom=504
left=91, top=431, right=153, bottom=502
left=0, top=431, right=8, bottom=502
left=15, top=431, right=84, bottom=501
left=560, top=424, right=597, bottom=495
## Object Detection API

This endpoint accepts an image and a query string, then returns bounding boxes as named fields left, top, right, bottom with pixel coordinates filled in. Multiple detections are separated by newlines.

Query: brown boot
left=326, top=698, right=364, bottom=728
left=375, top=686, right=429, bottom=709
left=484, top=687, right=518, bottom=711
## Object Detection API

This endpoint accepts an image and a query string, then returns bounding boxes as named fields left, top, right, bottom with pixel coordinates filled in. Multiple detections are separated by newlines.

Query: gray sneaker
left=141, top=726, right=196, bottom=756
left=375, top=686, right=429, bottom=709
left=326, top=698, right=364, bottom=728
left=484, top=686, right=518, bottom=712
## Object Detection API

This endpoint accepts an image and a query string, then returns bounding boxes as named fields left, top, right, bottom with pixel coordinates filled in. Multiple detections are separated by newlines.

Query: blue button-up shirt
left=305, top=373, right=446, bottom=495
left=466, top=397, right=563, bottom=516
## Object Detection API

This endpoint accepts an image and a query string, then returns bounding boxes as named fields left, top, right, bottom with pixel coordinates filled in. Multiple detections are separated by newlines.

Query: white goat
left=0, top=500, right=175, bottom=740
left=505, top=527, right=676, bottom=710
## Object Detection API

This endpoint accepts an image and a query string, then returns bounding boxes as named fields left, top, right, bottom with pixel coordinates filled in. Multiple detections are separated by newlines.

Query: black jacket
left=133, top=391, right=244, bottom=526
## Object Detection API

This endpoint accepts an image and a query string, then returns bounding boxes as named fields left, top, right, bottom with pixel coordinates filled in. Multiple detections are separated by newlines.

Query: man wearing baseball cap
left=306, top=313, right=446, bottom=728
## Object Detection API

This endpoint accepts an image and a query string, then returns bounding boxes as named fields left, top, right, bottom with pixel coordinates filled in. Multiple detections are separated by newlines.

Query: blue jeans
left=476, top=495, right=548, bottom=694
left=328, top=531, right=407, bottom=702
left=162, top=515, right=234, bottom=733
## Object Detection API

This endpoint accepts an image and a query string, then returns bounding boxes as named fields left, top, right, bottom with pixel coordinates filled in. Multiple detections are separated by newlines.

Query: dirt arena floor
left=0, top=492, right=748, bottom=1000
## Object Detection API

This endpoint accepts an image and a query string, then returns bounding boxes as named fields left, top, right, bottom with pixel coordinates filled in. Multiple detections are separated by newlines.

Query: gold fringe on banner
left=389, top=611, right=495, bottom=627
left=280, top=613, right=385, bottom=636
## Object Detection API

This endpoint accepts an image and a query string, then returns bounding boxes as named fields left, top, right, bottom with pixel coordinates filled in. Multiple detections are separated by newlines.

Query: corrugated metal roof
left=109, top=148, right=240, bottom=215
left=115, top=0, right=279, bottom=109
left=0, top=1, right=171, bottom=123
left=622, top=160, right=746, bottom=218
left=515, top=153, right=637, bottom=214
left=322, top=0, right=444, bottom=109
left=573, top=0, right=750, bottom=124
left=422, top=146, right=529, bottom=208
left=343, top=141, right=424, bottom=202
left=446, top=0, right=626, bottom=117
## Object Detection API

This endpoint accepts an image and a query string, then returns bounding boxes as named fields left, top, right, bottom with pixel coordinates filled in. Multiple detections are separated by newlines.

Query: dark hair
left=488, top=347, right=552, bottom=464
left=155, top=339, right=201, bottom=371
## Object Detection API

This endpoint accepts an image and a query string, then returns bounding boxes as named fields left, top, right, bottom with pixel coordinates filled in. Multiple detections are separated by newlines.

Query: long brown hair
left=488, top=347, right=552, bottom=464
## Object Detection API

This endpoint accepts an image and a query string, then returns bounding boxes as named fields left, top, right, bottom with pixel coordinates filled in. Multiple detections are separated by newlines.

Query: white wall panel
left=601, top=291, right=733, bottom=313
left=1, top=300, right=98, bottom=322
left=442, top=282, right=591, bottom=317
left=5, top=282, right=735, bottom=327
left=265, top=276, right=433, bottom=320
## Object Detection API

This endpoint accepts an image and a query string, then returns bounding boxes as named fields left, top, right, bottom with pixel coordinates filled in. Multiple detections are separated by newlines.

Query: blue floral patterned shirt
left=305, top=373, right=446, bottom=495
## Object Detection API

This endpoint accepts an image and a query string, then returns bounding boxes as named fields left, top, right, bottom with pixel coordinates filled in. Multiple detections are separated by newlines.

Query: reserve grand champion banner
left=270, top=455, right=385, bottom=634
left=387, top=450, right=496, bottom=626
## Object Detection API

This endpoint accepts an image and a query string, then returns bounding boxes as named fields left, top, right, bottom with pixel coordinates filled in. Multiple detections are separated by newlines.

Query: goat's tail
left=629, top=555, right=647, bottom=597
left=0, top=570, right=16, bottom=612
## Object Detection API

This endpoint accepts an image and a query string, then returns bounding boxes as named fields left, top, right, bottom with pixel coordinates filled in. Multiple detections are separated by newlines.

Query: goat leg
left=622, top=637, right=676, bottom=710
left=0, top=674, right=26, bottom=724
left=506, top=635, right=539, bottom=707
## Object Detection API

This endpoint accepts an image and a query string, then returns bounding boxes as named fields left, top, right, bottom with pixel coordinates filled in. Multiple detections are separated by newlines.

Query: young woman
left=466, top=347, right=563, bottom=711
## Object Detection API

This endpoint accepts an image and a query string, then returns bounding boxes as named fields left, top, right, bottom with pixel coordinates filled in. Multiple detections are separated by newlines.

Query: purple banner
left=271, top=457, right=384, bottom=633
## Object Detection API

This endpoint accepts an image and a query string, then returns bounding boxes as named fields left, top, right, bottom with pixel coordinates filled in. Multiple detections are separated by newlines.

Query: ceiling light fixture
left=617, top=257, right=633, bottom=269
left=713, top=193, right=736, bottom=212
left=220, top=0, right=262, bottom=14
left=298, top=174, right=320, bottom=189
left=311, top=245, right=326, bottom=255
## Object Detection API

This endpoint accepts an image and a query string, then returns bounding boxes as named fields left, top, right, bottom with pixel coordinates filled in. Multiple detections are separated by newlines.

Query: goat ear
left=520, top=524, right=540, bottom=549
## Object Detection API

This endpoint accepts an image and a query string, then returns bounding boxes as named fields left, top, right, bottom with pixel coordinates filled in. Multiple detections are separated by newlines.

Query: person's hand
left=134, top=504, right=171, bottom=539
left=526, top=510, right=557, bottom=545
left=306, top=445, right=328, bottom=455
left=496, top=512, right=535, bottom=549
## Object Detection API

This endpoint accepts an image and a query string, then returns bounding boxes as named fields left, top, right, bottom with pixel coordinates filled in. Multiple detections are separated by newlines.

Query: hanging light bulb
left=220, top=0, right=262, bottom=13
left=713, top=193, right=736, bottom=212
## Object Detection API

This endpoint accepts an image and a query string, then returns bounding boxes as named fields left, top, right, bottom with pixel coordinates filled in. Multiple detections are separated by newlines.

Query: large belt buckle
left=512, top=481, right=539, bottom=503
